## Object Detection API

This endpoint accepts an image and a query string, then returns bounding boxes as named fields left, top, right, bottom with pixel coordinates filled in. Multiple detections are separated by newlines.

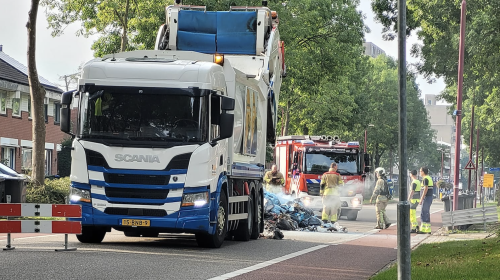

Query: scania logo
left=114, top=154, right=160, bottom=163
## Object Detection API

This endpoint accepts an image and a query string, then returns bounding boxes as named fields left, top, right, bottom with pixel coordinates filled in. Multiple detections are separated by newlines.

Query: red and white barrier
left=0, top=203, right=82, bottom=251
left=0, top=203, right=82, bottom=218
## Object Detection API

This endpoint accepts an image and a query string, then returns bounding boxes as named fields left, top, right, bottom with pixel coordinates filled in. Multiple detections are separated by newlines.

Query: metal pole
left=474, top=126, right=480, bottom=207
left=467, top=105, right=474, bottom=192
left=453, top=0, right=467, bottom=211
left=441, top=151, right=444, bottom=179
left=364, top=129, right=367, bottom=154
left=397, top=0, right=410, bottom=278
left=480, top=147, right=484, bottom=205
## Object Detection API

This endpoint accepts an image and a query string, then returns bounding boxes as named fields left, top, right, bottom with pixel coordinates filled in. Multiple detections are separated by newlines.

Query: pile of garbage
left=260, top=191, right=348, bottom=240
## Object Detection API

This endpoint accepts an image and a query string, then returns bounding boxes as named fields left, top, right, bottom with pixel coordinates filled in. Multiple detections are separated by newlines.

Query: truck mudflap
left=70, top=203, right=212, bottom=233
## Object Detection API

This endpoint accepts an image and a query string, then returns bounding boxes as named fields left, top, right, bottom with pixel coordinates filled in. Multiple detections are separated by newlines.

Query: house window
left=45, top=150, right=52, bottom=175
left=0, top=91, right=6, bottom=114
left=12, top=98, right=20, bottom=116
left=1, top=147, right=16, bottom=169
left=22, top=148, right=32, bottom=172
left=45, top=103, right=48, bottom=122
left=427, top=100, right=432, bottom=105
left=54, top=102, right=61, bottom=123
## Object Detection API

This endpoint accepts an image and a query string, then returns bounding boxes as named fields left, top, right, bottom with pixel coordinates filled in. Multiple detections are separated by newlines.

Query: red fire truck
left=275, top=135, right=370, bottom=220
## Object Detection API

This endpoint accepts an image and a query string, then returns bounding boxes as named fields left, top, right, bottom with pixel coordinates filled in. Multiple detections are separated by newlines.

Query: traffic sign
left=489, top=167, right=500, bottom=172
left=464, top=159, right=476, bottom=170
left=483, top=174, right=494, bottom=188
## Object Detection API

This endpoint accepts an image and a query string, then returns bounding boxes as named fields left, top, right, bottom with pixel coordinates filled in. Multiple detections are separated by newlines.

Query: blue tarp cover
left=177, top=10, right=257, bottom=55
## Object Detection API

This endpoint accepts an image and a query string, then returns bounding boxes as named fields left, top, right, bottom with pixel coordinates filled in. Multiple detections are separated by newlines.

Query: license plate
left=122, top=219, right=150, bottom=227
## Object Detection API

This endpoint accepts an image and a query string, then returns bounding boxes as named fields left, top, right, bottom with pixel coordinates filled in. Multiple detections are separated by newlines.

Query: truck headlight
left=69, top=186, right=91, bottom=203
left=351, top=197, right=361, bottom=207
left=182, top=192, right=209, bottom=207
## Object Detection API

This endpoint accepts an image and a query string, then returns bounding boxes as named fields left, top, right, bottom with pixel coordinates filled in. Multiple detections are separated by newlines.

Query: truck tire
left=234, top=192, right=254, bottom=241
left=347, top=210, right=358, bottom=221
left=196, top=191, right=228, bottom=248
left=76, top=226, right=106, bottom=243
left=250, top=190, right=261, bottom=239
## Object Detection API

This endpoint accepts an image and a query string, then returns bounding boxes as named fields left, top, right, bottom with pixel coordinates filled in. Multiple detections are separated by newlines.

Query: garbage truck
left=275, top=135, right=370, bottom=220
left=59, top=3, right=285, bottom=248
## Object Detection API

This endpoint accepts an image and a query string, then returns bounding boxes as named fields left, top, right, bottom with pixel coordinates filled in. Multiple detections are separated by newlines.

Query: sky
left=0, top=0, right=446, bottom=100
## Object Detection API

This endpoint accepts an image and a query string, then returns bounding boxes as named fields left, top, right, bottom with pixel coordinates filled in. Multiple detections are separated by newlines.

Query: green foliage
left=372, top=0, right=500, bottom=167
left=360, top=55, right=436, bottom=171
left=371, top=236, right=500, bottom=280
left=43, top=0, right=169, bottom=55
left=26, top=177, right=71, bottom=204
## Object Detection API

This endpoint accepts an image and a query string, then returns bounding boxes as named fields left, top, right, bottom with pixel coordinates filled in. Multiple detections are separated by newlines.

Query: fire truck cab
left=275, top=135, right=370, bottom=221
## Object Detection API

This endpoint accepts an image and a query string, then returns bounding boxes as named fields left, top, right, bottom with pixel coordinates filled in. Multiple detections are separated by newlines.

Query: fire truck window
left=305, top=152, right=358, bottom=175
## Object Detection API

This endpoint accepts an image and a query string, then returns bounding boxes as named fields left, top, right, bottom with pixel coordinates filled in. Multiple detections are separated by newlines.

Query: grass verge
left=371, top=236, right=500, bottom=280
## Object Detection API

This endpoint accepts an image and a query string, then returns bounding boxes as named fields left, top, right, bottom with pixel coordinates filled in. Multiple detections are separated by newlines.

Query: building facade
left=423, top=94, right=457, bottom=182
left=0, top=46, right=65, bottom=175
left=363, top=42, right=386, bottom=58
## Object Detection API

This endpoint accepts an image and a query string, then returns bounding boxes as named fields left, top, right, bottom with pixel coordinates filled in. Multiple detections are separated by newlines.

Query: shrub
left=26, top=177, right=70, bottom=204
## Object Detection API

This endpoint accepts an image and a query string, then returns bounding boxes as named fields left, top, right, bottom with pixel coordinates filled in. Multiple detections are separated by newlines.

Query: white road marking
left=206, top=245, right=329, bottom=280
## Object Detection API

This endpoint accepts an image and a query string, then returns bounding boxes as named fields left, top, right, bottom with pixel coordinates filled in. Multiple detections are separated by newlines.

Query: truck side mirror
left=364, top=166, right=370, bottom=173
left=219, top=113, right=234, bottom=139
left=60, top=90, right=76, bottom=135
left=364, top=154, right=370, bottom=167
left=221, top=96, right=235, bottom=110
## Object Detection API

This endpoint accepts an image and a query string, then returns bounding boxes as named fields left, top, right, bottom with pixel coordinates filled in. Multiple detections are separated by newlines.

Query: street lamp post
left=453, top=0, right=467, bottom=211
left=364, top=124, right=374, bottom=154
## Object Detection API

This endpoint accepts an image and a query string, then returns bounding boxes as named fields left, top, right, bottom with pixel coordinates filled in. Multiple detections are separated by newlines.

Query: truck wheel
left=250, top=191, right=261, bottom=239
left=347, top=210, right=358, bottom=221
left=196, top=191, right=228, bottom=248
left=234, top=192, right=254, bottom=241
left=76, top=226, right=106, bottom=243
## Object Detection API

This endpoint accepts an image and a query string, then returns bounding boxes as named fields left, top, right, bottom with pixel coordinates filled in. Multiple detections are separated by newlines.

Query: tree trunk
left=27, top=0, right=47, bottom=186
left=120, top=0, right=130, bottom=52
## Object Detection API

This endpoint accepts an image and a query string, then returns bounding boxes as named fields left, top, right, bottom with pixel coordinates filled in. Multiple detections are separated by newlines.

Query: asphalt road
left=0, top=201, right=444, bottom=280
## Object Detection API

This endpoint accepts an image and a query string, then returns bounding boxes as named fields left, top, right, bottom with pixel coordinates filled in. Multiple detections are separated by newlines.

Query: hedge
left=26, top=177, right=70, bottom=204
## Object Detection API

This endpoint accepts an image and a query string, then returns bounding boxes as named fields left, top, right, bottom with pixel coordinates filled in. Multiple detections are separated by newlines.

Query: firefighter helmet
left=374, top=167, right=385, bottom=177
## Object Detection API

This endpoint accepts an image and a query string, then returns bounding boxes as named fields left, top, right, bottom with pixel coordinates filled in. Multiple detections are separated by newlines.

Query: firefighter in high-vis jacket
left=419, top=167, right=434, bottom=234
left=263, top=164, right=285, bottom=194
left=320, top=162, right=344, bottom=223
left=407, top=170, right=421, bottom=233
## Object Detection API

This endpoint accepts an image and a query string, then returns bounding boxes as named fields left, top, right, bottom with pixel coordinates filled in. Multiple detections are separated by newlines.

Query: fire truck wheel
left=347, top=210, right=358, bottom=221
left=234, top=191, right=254, bottom=241
left=196, top=191, right=228, bottom=248
left=76, top=226, right=106, bottom=243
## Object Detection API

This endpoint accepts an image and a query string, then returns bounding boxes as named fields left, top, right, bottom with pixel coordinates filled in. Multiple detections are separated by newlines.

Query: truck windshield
left=304, top=152, right=359, bottom=175
left=79, top=88, right=208, bottom=145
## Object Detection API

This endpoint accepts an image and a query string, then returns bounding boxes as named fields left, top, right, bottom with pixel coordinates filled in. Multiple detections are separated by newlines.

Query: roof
left=0, top=51, right=63, bottom=93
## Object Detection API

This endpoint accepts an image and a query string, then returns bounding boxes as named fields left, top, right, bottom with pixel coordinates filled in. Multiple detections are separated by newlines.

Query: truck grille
left=104, top=173, right=170, bottom=185
left=104, top=208, right=167, bottom=217
left=307, top=183, right=321, bottom=196
left=105, top=188, right=169, bottom=199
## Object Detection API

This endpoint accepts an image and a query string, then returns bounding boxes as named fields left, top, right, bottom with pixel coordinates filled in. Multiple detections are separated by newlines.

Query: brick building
left=0, top=46, right=66, bottom=175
